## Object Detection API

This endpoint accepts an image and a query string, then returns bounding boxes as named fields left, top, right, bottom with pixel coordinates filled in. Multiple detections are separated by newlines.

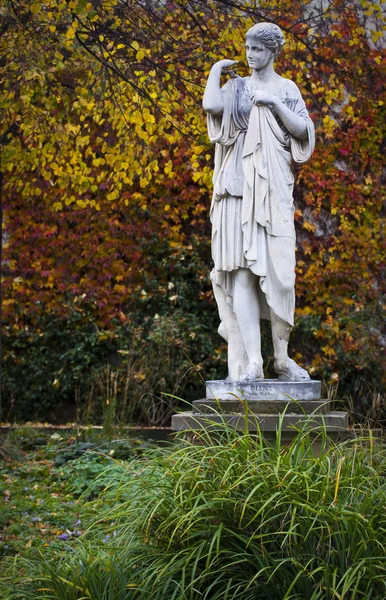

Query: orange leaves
left=1, top=0, right=385, bottom=389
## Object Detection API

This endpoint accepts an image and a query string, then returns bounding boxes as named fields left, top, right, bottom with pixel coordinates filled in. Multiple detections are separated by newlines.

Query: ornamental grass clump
left=3, top=417, right=386, bottom=599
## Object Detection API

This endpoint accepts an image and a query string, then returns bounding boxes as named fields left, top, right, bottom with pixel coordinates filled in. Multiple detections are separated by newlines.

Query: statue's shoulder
left=277, top=76, right=303, bottom=100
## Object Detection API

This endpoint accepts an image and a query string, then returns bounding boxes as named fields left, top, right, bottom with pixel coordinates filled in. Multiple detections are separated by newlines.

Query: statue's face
left=245, top=36, right=274, bottom=71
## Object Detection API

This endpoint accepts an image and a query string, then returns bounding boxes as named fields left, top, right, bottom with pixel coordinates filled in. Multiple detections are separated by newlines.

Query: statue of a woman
left=203, top=22, right=315, bottom=382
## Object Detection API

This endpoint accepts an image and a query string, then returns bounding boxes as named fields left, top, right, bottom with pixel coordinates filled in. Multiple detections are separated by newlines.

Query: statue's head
left=245, top=22, right=285, bottom=56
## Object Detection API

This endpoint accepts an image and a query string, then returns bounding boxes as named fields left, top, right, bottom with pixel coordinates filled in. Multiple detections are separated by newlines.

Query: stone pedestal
left=206, top=379, right=321, bottom=401
left=172, top=379, right=349, bottom=437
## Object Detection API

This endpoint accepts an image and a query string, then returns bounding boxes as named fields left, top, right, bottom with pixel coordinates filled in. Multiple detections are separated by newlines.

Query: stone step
left=172, top=411, right=349, bottom=432
left=193, top=398, right=330, bottom=415
left=206, top=379, right=322, bottom=401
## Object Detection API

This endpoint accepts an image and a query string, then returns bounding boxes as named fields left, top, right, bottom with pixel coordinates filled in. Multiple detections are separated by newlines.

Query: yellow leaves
left=66, top=26, right=76, bottom=40
left=371, top=29, right=384, bottom=43
left=192, top=172, right=201, bottom=183
left=76, top=135, right=90, bottom=148
left=65, top=196, right=75, bottom=207
left=131, top=41, right=139, bottom=51
left=192, top=145, right=205, bottom=155
left=144, top=112, right=156, bottom=124
left=324, top=89, right=341, bottom=106
left=299, top=306, right=315, bottom=316
left=322, top=345, right=337, bottom=358
left=150, top=160, right=159, bottom=173
left=65, top=123, right=80, bottom=136
left=136, top=49, right=145, bottom=61
left=30, top=3, right=41, bottom=14
left=303, top=222, right=316, bottom=233
left=322, top=115, right=336, bottom=137
left=343, top=298, right=355, bottom=306
left=164, top=160, right=174, bottom=176
left=107, top=189, right=119, bottom=200
left=105, top=153, right=117, bottom=166
left=345, top=105, right=358, bottom=123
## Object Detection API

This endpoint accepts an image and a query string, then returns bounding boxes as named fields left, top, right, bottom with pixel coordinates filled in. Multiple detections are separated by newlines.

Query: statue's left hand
left=249, top=90, right=278, bottom=108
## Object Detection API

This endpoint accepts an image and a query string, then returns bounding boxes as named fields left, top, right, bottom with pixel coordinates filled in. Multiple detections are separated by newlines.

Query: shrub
left=2, top=296, right=223, bottom=423
left=3, top=418, right=386, bottom=599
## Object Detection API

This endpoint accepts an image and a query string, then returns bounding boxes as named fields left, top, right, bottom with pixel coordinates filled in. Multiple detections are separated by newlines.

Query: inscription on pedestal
left=206, top=379, right=321, bottom=401
left=249, top=384, right=276, bottom=397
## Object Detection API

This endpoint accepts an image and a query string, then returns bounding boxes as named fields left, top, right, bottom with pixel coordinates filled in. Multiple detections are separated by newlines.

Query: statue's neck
left=249, top=63, right=276, bottom=83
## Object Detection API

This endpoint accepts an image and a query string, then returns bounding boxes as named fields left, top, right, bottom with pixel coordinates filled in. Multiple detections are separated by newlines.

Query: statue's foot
left=225, top=374, right=236, bottom=383
left=274, top=358, right=310, bottom=381
left=239, top=363, right=264, bottom=381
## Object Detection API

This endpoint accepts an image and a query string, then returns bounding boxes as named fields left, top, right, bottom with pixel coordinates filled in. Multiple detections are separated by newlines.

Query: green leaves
left=4, top=420, right=386, bottom=598
left=2, top=0, right=385, bottom=405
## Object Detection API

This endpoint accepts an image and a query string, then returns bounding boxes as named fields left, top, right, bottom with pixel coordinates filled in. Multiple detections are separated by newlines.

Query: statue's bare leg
left=211, top=272, right=248, bottom=381
left=270, top=310, right=310, bottom=381
left=233, top=268, right=264, bottom=380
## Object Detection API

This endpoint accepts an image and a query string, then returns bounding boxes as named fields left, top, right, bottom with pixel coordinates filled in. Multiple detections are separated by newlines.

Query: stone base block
left=193, top=398, right=330, bottom=415
left=172, top=411, right=349, bottom=433
left=206, top=379, right=321, bottom=401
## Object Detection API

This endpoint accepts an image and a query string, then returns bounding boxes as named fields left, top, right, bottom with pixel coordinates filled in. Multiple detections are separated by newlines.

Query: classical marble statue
left=203, top=22, right=315, bottom=382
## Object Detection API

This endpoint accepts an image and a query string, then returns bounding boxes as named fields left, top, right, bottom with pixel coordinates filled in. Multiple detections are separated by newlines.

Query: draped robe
left=207, top=76, right=315, bottom=378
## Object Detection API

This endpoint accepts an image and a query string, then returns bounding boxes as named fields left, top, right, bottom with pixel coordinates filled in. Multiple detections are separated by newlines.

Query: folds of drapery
left=207, top=78, right=315, bottom=328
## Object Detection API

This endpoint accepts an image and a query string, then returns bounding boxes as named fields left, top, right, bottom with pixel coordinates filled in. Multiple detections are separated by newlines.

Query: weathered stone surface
left=193, top=398, right=329, bottom=415
left=172, top=411, right=349, bottom=432
left=203, top=23, right=315, bottom=382
left=206, top=379, right=321, bottom=401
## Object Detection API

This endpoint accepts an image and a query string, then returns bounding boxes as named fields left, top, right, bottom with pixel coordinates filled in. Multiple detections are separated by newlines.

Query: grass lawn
left=1, top=420, right=386, bottom=599
left=0, top=427, right=157, bottom=566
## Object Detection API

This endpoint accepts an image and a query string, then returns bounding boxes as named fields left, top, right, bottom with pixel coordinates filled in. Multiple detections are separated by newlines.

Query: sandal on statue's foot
left=239, top=363, right=264, bottom=382
left=274, top=358, right=310, bottom=381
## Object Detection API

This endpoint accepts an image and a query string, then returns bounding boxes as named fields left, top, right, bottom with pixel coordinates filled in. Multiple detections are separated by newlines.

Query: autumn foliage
left=1, top=0, right=385, bottom=420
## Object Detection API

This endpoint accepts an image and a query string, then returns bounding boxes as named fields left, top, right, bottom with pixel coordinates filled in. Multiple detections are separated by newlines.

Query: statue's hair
left=246, top=22, right=285, bottom=56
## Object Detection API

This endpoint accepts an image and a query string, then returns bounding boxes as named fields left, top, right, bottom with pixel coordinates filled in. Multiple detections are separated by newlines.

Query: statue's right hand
left=212, top=59, right=238, bottom=74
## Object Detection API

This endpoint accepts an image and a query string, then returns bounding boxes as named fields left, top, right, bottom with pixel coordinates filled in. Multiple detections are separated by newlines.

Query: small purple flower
left=102, top=535, right=110, bottom=543
left=74, top=530, right=82, bottom=537
left=58, top=533, right=69, bottom=541
left=74, top=519, right=82, bottom=526
left=31, top=517, right=42, bottom=523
